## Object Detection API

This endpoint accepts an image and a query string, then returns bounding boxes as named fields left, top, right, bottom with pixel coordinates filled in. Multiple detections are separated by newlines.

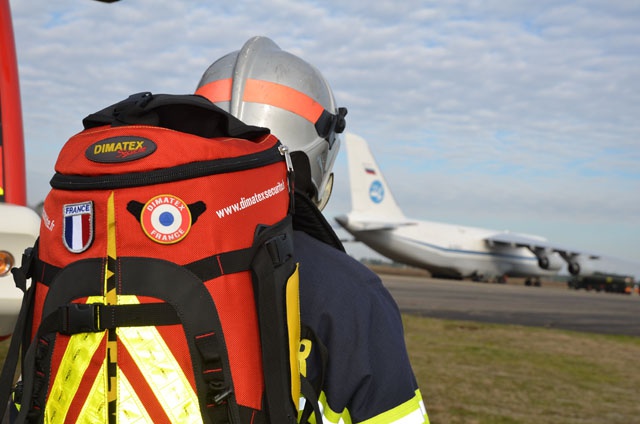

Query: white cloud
left=8, top=0, right=640, bottom=270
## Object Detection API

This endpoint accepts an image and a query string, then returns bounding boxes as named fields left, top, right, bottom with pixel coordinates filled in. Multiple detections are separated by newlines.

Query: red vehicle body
left=0, top=0, right=27, bottom=206
left=0, top=0, right=41, bottom=339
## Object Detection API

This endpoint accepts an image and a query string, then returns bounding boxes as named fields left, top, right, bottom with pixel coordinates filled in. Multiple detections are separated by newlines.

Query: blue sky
left=9, top=0, right=640, bottom=276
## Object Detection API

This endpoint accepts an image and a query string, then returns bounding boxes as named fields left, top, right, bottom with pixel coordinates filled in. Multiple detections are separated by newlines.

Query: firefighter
left=196, top=36, right=429, bottom=423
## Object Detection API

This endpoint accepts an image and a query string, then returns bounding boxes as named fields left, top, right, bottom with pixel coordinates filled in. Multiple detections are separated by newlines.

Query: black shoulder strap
left=251, top=216, right=298, bottom=424
left=0, top=246, right=38, bottom=421
left=82, top=92, right=270, bottom=141
left=298, top=325, right=328, bottom=424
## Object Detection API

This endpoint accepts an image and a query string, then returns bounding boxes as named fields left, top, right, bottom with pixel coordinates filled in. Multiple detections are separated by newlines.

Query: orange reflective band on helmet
left=243, top=79, right=325, bottom=124
left=196, top=78, right=233, bottom=104
left=196, top=78, right=324, bottom=125
left=197, top=78, right=346, bottom=148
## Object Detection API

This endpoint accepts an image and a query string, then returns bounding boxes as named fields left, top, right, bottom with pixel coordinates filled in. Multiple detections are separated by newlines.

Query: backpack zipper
left=50, top=143, right=284, bottom=191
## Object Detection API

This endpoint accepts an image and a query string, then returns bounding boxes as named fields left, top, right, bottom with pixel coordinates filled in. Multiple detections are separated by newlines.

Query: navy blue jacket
left=294, top=231, right=426, bottom=423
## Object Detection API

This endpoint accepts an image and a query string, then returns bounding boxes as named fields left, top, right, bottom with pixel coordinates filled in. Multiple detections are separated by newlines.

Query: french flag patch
left=63, top=201, right=94, bottom=253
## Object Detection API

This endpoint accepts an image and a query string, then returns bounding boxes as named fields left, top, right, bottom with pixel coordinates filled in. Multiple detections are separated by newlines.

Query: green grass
left=404, top=315, right=640, bottom=423
left=2, top=316, right=639, bottom=423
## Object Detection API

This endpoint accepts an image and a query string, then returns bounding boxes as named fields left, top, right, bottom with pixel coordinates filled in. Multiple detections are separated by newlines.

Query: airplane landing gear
left=525, top=277, right=541, bottom=287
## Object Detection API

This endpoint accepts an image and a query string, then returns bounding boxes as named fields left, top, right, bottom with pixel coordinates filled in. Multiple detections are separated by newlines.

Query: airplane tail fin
left=344, top=133, right=406, bottom=220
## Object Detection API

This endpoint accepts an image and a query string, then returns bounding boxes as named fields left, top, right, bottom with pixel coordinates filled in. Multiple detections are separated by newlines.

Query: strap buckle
left=212, top=387, right=233, bottom=405
left=60, top=304, right=102, bottom=335
left=264, top=233, right=293, bottom=267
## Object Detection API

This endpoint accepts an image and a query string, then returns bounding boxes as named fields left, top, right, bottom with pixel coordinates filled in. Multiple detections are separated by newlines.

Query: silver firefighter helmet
left=196, top=36, right=346, bottom=210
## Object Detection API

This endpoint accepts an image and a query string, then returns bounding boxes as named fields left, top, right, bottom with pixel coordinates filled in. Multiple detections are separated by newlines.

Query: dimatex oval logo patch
left=86, top=136, right=156, bottom=163
left=141, top=194, right=192, bottom=244
left=63, top=201, right=94, bottom=253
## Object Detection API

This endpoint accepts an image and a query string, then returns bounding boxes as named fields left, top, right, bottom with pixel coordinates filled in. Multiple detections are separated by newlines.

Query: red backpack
left=0, top=93, right=302, bottom=423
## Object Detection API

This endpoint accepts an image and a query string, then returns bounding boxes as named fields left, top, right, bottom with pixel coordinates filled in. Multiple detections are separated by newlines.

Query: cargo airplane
left=335, top=133, right=601, bottom=283
left=0, top=0, right=42, bottom=340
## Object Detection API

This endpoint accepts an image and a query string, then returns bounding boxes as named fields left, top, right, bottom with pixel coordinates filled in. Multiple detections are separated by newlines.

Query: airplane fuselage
left=338, top=216, right=563, bottom=280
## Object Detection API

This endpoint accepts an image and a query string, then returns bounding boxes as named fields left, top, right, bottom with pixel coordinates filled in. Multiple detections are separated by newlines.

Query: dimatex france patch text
left=63, top=201, right=94, bottom=253
left=140, top=194, right=192, bottom=244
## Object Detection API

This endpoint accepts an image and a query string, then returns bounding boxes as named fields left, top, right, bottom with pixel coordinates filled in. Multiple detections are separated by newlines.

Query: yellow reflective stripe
left=321, top=390, right=351, bottom=423
left=298, top=390, right=351, bottom=423
left=287, top=264, right=301, bottom=410
left=117, top=295, right=202, bottom=424
left=105, top=192, right=118, bottom=422
left=44, top=296, right=106, bottom=424
left=358, top=390, right=429, bottom=424
left=301, top=390, right=429, bottom=424
left=117, top=370, right=153, bottom=423
left=106, top=191, right=117, bottom=272
left=76, top=361, right=108, bottom=423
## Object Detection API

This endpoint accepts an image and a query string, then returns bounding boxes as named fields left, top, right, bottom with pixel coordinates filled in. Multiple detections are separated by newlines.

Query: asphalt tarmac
left=379, top=274, right=640, bottom=337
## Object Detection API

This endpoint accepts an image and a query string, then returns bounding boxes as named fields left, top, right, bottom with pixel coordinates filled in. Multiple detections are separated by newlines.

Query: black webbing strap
left=252, top=217, right=298, bottom=424
left=34, top=260, right=60, bottom=288
left=0, top=242, right=41, bottom=421
left=0, top=283, right=36, bottom=421
left=184, top=247, right=253, bottom=282
left=37, top=302, right=180, bottom=336
left=20, top=253, right=61, bottom=289
left=300, top=378, right=323, bottom=424
left=8, top=241, right=63, bottom=291
left=194, top=331, right=231, bottom=424
left=299, top=325, right=328, bottom=424
left=11, top=243, right=37, bottom=293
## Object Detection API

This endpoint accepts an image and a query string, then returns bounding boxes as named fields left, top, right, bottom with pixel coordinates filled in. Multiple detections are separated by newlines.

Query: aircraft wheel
left=471, top=274, right=483, bottom=282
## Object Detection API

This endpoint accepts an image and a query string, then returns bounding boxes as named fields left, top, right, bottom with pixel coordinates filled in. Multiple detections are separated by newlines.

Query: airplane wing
left=485, top=232, right=600, bottom=259
left=350, top=220, right=416, bottom=231
left=335, top=214, right=417, bottom=232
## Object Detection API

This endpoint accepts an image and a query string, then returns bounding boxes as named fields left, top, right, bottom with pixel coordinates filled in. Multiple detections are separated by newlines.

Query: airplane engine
left=567, top=257, right=596, bottom=276
left=534, top=250, right=563, bottom=271
left=568, top=261, right=579, bottom=275
left=537, top=255, right=549, bottom=269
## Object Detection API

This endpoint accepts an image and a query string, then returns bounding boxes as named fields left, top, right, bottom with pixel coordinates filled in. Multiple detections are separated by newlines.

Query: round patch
left=141, top=194, right=192, bottom=244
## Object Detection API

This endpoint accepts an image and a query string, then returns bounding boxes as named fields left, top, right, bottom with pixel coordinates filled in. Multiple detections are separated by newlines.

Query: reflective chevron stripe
left=117, top=295, right=202, bottom=423
left=76, top=362, right=108, bottom=423
left=44, top=296, right=106, bottom=424
left=116, top=371, right=154, bottom=422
